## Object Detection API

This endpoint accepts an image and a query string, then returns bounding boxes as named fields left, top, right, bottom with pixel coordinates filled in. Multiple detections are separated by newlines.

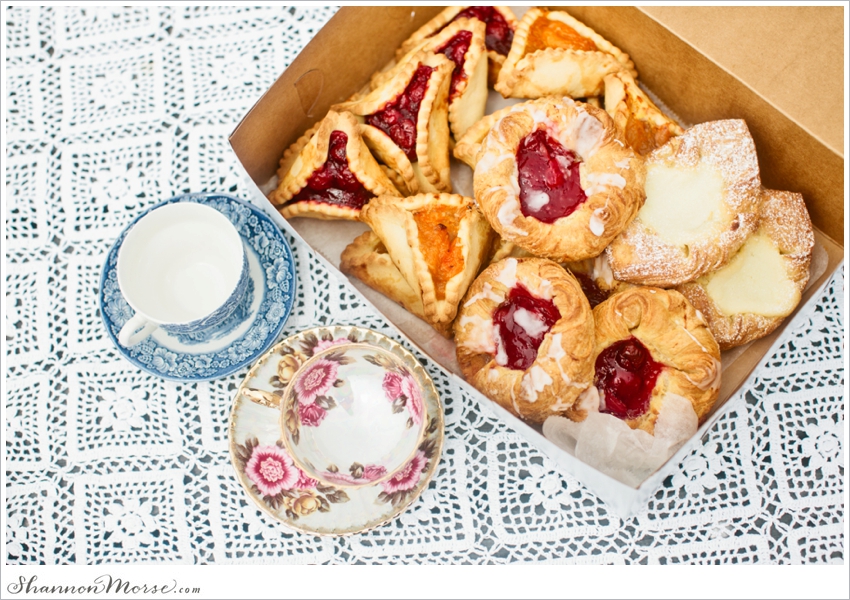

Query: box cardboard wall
left=230, top=6, right=845, bottom=515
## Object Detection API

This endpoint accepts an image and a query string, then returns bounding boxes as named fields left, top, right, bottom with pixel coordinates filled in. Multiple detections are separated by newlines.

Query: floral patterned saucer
left=99, top=193, right=296, bottom=381
left=229, top=325, right=444, bottom=536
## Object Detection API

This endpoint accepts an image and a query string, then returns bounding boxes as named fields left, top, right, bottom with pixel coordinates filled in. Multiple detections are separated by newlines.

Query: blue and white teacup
left=116, top=202, right=249, bottom=347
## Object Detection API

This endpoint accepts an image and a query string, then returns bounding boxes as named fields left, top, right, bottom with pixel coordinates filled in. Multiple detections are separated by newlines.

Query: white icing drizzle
left=493, top=325, right=508, bottom=366
left=589, top=209, right=606, bottom=237
left=592, top=254, right=614, bottom=287
left=526, top=107, right=554, bottom=129
left=496, top=197, right=526, bottom=234
left=464, top=282, right=503, bottom=307
left=458, top=314, right=495, bottom=353
left=510, top=386, right=521, bottom=415
left=615, top=158, right=631, bottom=169
left=476, top=151, right=511, bottom=174
left=685, top=356, right=722, bottom=392
left=682, top=327, right=710, bottom=353
left=537, top=278, right=553, bottom=300
left=488, top=368, right=500, bottom=382
left=584, top=172, right=626, bottom=196
left=495, top=258, right=518, bottom=289
left=525, top=190, right=550, bottom=211
left=547, top=333, right=570, bottom=383
left=695, top=309, right=705, bottom=324
left=570, top=105, right=606, bottom=159
left=555, top=154, right=576, bottom=172
left=573, top=385, right=600, bottom=413
left=521, top=365, right=553, bottom=403
left=514, top=307, right=549, bottom=338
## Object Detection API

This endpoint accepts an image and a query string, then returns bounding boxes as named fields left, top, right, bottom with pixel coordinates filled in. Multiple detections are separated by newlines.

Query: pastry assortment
left=268, top=7, right=815, bottom=460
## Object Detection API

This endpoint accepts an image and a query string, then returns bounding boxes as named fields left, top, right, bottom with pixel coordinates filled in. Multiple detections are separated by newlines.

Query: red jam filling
left=452, top=6, right=514, bottom=56
left=289, top=130, right=373, bottom=209
left=594, top=337, right=663, bottom=420
left=366, top=64, right=433, bottom=162
left=492, top=284, right=561, bottom=371
left=436, top=30, right=473, bottom=101
left=572, top=272, right=608, bottom=308
left=516, top=129, right=587, bottom=224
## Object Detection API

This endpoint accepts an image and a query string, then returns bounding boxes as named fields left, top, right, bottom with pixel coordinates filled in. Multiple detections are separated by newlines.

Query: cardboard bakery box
left=229, top=6, right=845, bottom=517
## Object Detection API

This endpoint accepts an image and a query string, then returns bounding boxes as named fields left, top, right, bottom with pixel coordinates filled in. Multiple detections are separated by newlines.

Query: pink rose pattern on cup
left=378, top=420, right=441, bottom=507
left=239, top=327, right=442, bottom=523
left=294, top=358, right=339, bottom=406
left=282, top=349, right=352, bottom=444
left=373, top=358, right=424, bottom=430
left=320, top=463, right=388, bottom=486
left=233, top=438, right=350, bottom=519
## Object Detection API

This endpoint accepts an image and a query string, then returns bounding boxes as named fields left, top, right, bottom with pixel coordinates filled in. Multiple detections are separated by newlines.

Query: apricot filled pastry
left=473, top=97, right=645, bottom=262
left=269, top=110, right=401, bottom=220
left=495, top=8, right=636, bottom=100
left=607, top=119, right=762, bottom=287
left=347, top=193, right=495, bottom=335
left=398, top=6, right=518, bottom=87
left=454, top=257, right=595, bottom=424
left=603, top=70, right=684, bottom=156
left=333, top=52, right=454, bottom=195
left=373, top=18, right=488, bottom=141
left=592, top=287, right=721, bottom=434
left=676, top=189, right=814, bottom=350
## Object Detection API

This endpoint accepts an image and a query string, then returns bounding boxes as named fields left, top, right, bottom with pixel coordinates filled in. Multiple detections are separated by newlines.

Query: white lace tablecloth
left=4, top=6, right=845, bottom=566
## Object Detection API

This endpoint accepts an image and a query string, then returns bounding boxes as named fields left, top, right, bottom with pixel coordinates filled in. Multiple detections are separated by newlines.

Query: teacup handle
left=118, top=313, right=158, bottom=347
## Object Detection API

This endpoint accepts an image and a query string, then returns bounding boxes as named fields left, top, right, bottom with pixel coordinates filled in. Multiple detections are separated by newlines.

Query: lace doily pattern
left=4, top=5, right=844, bottom=565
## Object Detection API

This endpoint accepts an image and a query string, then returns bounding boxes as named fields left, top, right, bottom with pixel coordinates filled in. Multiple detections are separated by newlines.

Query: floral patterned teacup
left=280, top=343, right=427, bottom=488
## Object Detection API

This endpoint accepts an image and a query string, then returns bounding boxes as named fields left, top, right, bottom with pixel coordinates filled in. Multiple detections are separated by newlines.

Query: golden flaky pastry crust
left=676, top=189, right=814, bottom=350
left=339, top=229, right=444, bottom=332
left=398, top=6, right=518, bottom=87
left=473, top=97, right=645, bottom=262
left=455, top=258, right=595, bottom=424
left=603, top=70, right=684, bottom=156
left=593, top=287, right=721, bottom=434
left=453, top=102, right=517, bottom=169
left=333, top=52, right=454, bottom=195
left=607, top=119, right=762, bottom=287
left=495, top=8, right=636, bottom=100
left=355, top=193, right=495, bottom=335
left=268, top=110, right=400, bottom=221
left=373, top=18, right=488, bottom=141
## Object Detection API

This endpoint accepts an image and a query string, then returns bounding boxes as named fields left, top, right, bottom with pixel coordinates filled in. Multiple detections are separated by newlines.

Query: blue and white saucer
left=100, top=192, right=296, bottom=382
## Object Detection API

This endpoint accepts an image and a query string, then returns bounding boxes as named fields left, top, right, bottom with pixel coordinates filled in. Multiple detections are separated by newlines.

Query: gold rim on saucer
left=228, top=325, right=444, bottom=536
